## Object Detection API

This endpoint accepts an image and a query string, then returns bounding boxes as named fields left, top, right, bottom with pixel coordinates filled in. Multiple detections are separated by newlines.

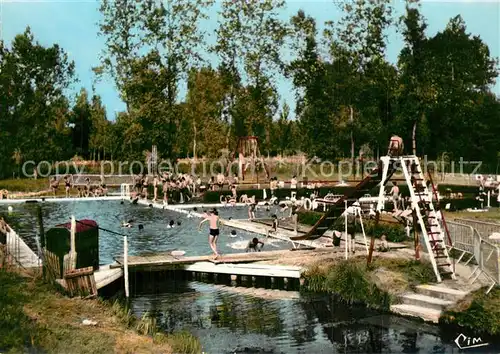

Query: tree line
left=0, top=0, right=498, bottom=178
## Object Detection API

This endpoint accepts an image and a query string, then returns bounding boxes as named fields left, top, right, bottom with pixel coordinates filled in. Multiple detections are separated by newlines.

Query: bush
left=297, top=211, right=324, bottom=225
left=364, top=222, right=407, bottom=243
left=440, top=287, right=500, bottom=337
left=158, top=331, right=202, bottom=354
left=302, top=259, right=391, bottom=310
left=372, top=258, right=436, bottom=286
left=438, top=198, right=480, bottom=211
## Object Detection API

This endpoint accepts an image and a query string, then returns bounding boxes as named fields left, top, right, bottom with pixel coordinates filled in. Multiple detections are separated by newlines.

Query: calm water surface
left=0, top=200, right=287, bottom=264
left=130, top=280, right=497, bottom=354
left=1, top=200, right=497, bottom=353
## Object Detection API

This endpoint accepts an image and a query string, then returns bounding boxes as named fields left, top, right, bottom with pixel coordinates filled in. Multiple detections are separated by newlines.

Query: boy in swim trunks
left=199, top=209, right=220, bottom=259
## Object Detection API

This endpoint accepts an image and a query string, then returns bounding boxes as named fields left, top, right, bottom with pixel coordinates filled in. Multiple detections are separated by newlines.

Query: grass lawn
left=0, top=269, right=200, bottom=354
left=441, top=287, right=500, bottom=337
left=0, top=178, right=52, bottom=193
left=444, top=209, right=500, bottom=222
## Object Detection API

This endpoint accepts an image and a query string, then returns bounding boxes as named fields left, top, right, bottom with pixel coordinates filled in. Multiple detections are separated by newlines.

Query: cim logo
left=455, top=333, right=489, bottom=350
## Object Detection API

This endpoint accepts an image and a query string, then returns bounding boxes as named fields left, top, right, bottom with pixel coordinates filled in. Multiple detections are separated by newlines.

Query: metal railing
left=454, top=218, right=500, bottom=240
left=447, top=219, right=500, bottom=293
left=479, top=239, right=500, bottom=288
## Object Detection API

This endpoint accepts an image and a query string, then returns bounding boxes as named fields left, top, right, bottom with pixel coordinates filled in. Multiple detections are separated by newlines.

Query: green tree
left=71, top=88, right=92, bottom=157
left=183, top=67, right=228, bottom=159
left=96, top=0, right=143, bottom=112
left=0, top=27, right=75, bottom=177
left=214, top=0, right=287, bottom=152
left=89, top=94, right=110, bottom=160
left=396, top=0, right=433, bottom=155
left=287, top=10, right=335, bottom=159
left=325, top=0, right=394, bottom=161
left=272, top=101, right=293, bottom=156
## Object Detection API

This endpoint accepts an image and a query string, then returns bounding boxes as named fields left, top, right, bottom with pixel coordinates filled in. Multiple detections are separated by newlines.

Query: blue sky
left=2, top=0, right=499, bottom=120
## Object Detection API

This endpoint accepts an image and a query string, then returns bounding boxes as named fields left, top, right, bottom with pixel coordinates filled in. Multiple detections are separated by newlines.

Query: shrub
left=440, top=287, right=500, bottom=337
left=372, top=258, right=436, bottom=286
left=302, top=259, right=391, bottom=310
left=297, top=211, right=324, bottom=225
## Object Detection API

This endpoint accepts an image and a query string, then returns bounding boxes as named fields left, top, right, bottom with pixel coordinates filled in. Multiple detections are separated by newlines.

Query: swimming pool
left=0, top=200, right=288, bottom=264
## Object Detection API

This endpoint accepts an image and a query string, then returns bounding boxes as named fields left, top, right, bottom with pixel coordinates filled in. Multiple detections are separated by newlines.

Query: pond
left=130, top=280, right=491, bottom=353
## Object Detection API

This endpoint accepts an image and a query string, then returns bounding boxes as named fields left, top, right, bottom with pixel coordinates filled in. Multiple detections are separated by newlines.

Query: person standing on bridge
left=199, top=209, right=220, bottom=260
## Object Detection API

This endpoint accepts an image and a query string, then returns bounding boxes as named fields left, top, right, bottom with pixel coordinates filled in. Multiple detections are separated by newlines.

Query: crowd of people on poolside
left=49, top=175, right=108, bottom=198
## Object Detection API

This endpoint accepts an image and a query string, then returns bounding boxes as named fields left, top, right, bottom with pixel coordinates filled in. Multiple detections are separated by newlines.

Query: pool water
left=0, top=200, right=288, bottom=264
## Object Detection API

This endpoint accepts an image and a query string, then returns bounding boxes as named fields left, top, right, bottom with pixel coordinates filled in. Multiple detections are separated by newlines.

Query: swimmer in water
left=122, top=219, right=133, bottom=228
left=168, top=220, right=175, bottom=228
left=246, top=237, right=264, bottom=252
left=230, top=229, right=237, bottom=238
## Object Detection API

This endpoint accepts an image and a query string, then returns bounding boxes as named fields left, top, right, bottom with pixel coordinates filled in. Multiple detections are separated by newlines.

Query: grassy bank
left=0, top=269, right=201, bottom=354
left=440, top=287, right=500, bottom=337
left=301, top=257, right=435, bottom=310
left=0, top=178, right=51, bottom=193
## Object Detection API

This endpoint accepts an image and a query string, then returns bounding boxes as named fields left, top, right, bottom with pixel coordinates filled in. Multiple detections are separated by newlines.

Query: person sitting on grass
left=246, top=237, right=264, bottom=252
left=378, top=234, right=389, bottom=252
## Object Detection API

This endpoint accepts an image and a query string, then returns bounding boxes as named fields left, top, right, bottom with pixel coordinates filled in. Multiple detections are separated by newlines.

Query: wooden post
left=36, top=206, right=45, bottom=249
left=344, top=200, right=348, bottom=260
left=367, top=211, right=379, bottom=266
left=487, top=190, right=491, bottom=208
left=124, top=236, right=129, bottom=298
left=70, top=216, right=76, bottom=269
left=413, top=209, right=420, bottom=260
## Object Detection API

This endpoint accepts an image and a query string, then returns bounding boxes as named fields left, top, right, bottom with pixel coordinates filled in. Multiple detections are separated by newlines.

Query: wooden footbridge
left=112, top=249, right=310, bottom=281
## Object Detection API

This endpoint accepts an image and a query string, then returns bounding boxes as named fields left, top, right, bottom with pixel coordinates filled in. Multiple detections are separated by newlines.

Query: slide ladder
left=400, top=155, right=455, bottom=282
left=290, top=161, right=397, bottom=241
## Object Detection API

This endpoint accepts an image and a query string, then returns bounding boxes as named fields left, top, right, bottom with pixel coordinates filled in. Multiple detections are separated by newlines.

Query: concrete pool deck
left=0, top=196, right=123, bottom=204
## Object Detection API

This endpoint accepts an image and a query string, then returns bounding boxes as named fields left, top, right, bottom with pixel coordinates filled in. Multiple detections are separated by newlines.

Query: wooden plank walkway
left=184, top=261, right=301, bottom=278
left=94, top=264, right=123, bottom=290
left=113, top=249, right=302, bottom=268
left=4, top=226, right=41, bottom=268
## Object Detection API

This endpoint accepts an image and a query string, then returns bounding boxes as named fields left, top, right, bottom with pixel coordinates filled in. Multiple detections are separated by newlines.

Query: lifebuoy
left=303, top=198, right=312, bottom=210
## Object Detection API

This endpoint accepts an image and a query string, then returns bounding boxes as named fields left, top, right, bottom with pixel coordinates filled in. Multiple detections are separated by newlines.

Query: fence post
left=124, top=236, right=129, bottom=298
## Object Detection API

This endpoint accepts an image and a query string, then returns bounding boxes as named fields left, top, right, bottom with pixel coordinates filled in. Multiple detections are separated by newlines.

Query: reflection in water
left=129, top=280, right=484, bottom=354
